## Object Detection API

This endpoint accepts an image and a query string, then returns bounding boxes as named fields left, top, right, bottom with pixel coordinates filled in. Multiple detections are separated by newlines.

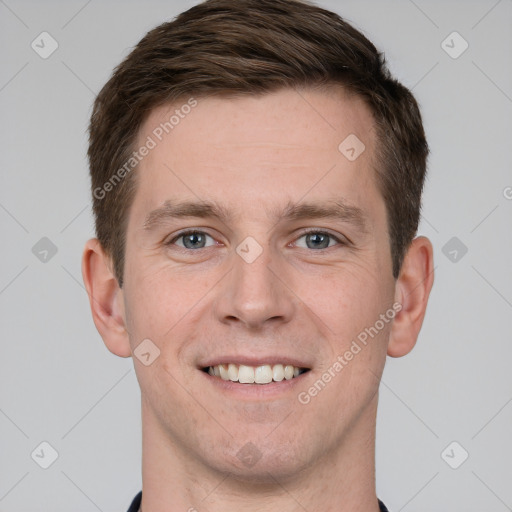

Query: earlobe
left=81, top=238, right=132, bottom=358
left=387, top=236, right=434, bottom=358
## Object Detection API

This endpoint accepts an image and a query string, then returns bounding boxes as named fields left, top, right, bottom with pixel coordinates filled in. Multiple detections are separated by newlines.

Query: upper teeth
left=207, top=364, right=302, bottom=384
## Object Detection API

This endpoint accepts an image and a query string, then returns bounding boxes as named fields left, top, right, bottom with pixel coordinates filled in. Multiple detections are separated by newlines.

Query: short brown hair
left=88, top=0, right=429, bottom=287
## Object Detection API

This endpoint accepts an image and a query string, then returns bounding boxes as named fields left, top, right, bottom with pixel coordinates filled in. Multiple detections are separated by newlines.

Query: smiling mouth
left=202, top=363, right=310, bottom=384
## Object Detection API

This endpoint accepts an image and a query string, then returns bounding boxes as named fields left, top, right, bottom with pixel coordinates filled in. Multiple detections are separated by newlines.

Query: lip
left=199, top=367, right=311, bottom=399
left=198, top=356, right=312, bottom=369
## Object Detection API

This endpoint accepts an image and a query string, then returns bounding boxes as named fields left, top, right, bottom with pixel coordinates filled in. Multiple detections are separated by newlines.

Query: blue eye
left=294, top=231, right=341, bottom=250
left=167, top=229, right=344, bottom=251
left=170, top=230, right=216, bottom=249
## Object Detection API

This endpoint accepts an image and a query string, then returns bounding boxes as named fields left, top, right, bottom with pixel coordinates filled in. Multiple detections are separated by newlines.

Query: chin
left=203, top=435, right=316, bottom=484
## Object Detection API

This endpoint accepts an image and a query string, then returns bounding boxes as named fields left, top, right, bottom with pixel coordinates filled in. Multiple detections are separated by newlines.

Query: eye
left=294, top=230, right=343, bottom=250
left=166, top=229, right=345, bottom=251
left=168, top=230, right=216, bottom=250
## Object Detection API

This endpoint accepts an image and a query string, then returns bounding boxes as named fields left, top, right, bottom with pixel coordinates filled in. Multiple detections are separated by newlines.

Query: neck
left=139, top=393, right=381, bottom=512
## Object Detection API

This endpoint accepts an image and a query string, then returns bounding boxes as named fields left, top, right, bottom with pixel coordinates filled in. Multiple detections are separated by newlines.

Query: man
left=82, top=0, right=434, bottom=510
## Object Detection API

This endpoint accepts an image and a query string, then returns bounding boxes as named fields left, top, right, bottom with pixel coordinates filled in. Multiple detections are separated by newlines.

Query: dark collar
left=127, top=491, right=390, bottom=511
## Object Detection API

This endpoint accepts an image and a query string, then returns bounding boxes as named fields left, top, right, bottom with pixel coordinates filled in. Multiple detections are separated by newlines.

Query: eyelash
left=166, top=228, right=346, bottom=250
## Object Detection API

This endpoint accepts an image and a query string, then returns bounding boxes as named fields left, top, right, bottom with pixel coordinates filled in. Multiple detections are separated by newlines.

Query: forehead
left=131, top=87, right=380, bottom=224
left=138, top=86, right=374, bottom=151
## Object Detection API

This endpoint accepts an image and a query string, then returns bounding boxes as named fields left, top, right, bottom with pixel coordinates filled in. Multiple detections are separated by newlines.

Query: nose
left=213, top=243, right=296, bottom=330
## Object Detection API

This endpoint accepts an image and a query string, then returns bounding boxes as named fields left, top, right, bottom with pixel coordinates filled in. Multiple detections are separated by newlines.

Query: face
left=121, top=87, right=397, bottom=481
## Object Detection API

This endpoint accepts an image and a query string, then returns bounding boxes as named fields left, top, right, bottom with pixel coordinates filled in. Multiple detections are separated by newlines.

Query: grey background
left=1, top=0, right=511, bottom=510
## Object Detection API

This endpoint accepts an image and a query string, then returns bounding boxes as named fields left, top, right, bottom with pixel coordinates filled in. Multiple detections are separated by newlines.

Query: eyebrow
left=142, top=199, right=368, bottom=234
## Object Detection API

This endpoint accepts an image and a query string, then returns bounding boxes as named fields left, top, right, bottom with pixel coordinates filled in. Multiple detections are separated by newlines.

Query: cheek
left=295, top=260, right=391, bottom=339
left=122, top=267, right=177, bottom=347
left=123, top=257, right=222, bottom=349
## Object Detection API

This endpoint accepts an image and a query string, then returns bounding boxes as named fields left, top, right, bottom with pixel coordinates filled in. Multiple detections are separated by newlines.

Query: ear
left=81, top=238, right=132, bottom=358
left=388, top=236, right=434, bottom=358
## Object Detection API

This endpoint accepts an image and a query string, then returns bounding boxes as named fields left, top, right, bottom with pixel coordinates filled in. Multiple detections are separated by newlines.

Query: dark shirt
left=127, top=490, right=390, bottom=511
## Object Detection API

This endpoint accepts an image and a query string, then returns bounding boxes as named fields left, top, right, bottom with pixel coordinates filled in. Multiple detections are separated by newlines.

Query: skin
left=82, top=86, right=434, bottom=512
